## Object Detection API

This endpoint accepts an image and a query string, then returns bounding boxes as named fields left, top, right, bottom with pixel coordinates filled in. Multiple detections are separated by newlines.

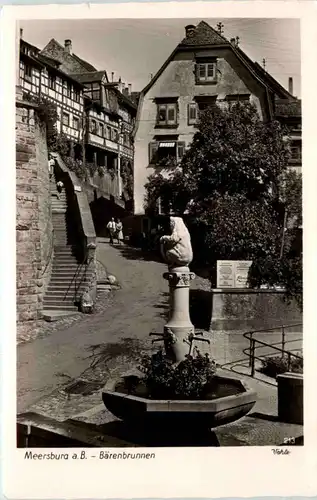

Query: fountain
left=102, top=217, right=256, bottom=445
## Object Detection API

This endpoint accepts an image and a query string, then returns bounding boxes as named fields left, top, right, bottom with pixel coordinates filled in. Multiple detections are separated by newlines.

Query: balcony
left=87, top=133, right=119, bottom=153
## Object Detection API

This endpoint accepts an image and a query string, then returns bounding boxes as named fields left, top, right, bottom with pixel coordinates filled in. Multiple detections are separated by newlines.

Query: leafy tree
left=145, top=102, right=302, bottom=307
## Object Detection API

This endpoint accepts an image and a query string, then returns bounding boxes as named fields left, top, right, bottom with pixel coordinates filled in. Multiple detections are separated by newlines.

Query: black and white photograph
left=14, top=14, right=304, bottom=451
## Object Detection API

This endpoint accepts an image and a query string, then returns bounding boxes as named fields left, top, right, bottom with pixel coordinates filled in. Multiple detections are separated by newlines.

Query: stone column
left=163, top=265, right=195, bottom=362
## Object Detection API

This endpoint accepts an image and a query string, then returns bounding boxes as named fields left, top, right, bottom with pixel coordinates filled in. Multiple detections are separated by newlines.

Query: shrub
left=260, top=353, right=303, bottom=379
left=138, top=350, right=216, bottom=400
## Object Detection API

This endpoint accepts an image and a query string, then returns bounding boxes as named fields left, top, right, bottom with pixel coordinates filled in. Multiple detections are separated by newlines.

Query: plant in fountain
left=139, top=349, right=216, bottom=400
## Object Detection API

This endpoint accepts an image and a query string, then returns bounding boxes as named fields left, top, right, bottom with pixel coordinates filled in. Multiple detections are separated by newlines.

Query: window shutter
left=177, top=141, right=185, bottom=161
left=149, top=141, right=158, bottom=164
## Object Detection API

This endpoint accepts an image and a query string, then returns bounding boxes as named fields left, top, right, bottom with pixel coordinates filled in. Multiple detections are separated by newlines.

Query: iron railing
left=243, top=323, right=303, bottom=377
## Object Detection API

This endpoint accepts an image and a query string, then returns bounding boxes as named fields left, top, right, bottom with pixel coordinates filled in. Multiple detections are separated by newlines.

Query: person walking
left=107, top=218, right=116, bottom=245
left=48, top=154, right=55, bottom=179
left=116, top=219, right=124, bottom=245
left=56, top=180, right=64, bottom=200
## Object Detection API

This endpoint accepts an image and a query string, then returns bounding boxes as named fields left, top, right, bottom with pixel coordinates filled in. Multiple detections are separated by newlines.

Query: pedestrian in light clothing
left=48, top=154, right=55, bottom=179
left=56, top=180, right=64, bottom=200
left=116, top=219, right=124, bottom=245
left=107, top=218, right=116, bottom=245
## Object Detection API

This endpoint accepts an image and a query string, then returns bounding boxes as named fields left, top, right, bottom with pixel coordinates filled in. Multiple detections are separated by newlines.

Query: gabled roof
left=41, top=38, right=98, bottom=75
left=70, top=71, right=107, bottom=84
left=37, top=53, right=61, bottom=69
left=179, top=20, right=230, bottom=47
left=139, top=20, right=295, bottom=109
left=71, top=53, right=97, bottom=72
left=234, top=46, right=295, bottom=100
left=20, top=38, right=41, bottom=54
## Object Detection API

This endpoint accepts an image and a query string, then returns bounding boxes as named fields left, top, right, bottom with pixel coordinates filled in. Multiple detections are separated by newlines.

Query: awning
left=159, top=142, right=176, bottom=148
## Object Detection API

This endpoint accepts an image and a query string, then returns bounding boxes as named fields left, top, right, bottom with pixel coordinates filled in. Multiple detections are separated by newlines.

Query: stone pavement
left=17, top=239, right=303, bottom=446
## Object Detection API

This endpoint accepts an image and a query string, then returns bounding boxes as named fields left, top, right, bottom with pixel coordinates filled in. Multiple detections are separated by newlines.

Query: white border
left=1, top=2, right=317, bottom=498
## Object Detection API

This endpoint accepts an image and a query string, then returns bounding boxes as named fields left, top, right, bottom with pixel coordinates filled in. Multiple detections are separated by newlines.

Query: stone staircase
left=42, top=175, right=93, bottom=321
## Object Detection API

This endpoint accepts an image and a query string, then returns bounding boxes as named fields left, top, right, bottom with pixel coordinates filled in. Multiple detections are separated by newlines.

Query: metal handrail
left=243, top=323, right=303, bottom=377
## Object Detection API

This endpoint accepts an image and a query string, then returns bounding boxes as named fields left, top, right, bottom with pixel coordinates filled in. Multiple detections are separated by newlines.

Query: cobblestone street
left=18, top=238, right=208, bottom=413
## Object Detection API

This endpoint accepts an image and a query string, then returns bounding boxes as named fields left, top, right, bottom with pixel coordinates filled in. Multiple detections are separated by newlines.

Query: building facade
left=19, top=35, right=137, bottom=201
left=133, top=21, right=301, bottom=216
left=19, top=38, right=85, bottom=144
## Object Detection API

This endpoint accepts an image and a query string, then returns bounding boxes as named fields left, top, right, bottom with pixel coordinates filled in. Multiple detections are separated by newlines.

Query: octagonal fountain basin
left=102, top=374, right=257, bottom=429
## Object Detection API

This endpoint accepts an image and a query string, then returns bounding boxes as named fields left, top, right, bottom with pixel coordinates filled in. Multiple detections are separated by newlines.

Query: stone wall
left=210, top=289, right=302, bottom=332
left=16, top=94, right=53, bottom=336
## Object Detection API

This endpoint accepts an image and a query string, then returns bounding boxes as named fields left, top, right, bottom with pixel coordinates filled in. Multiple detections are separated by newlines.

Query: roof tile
left=179, top=20, right=229, bottom=47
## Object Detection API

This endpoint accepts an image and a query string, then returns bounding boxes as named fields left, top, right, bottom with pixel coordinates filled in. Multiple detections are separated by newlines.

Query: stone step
left=44, top=295, right=78, bottom=303
left=43, top=295, right=77, bottom=303
left=46, top=287, right=86, bottom=294
left=53, top=260, right=79, bottom=265
left=42, top=304, right=78, bottom=311
left=52, top=262, right=80, bottom=266
left=42, top=310, right=79, bottom=322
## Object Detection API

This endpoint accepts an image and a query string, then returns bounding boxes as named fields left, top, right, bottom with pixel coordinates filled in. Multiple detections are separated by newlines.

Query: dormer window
left=195, top=59, right=217, bottom=84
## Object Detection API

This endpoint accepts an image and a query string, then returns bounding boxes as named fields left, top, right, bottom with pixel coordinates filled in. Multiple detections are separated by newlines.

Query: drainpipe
left=117, top=153, right=122, bottom=198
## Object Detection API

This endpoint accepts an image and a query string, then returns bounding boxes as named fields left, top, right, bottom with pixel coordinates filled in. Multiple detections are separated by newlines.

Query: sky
left=20, top=18, right=301, bottom=97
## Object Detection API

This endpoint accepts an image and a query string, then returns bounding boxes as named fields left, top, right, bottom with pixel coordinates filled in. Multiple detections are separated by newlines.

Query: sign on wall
left=217, top=260, right=252, bottom=289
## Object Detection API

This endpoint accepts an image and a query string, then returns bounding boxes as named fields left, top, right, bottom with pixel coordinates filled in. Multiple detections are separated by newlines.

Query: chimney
left=111, top=72, right=114, bottom=82
left=185, top=24, right=196, bottom=38
left=288, top=77, right=293, bottom=95
left=64, top=39, right=72, bottom=54
left=128, top=84, right=132, bottom=95
left=20, top=28, right=23, bottom=39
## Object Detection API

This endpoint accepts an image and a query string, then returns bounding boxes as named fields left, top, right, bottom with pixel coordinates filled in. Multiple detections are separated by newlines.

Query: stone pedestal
left=163, top=266, right=195, bottom=362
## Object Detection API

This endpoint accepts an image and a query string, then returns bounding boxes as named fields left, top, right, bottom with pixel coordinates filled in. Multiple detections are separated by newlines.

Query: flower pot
left=102, top=374, right=256, bottom=430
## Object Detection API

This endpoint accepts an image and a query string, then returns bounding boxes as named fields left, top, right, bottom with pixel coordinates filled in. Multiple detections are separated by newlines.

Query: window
left=62, top=113, right=70, bottom=127
left=290, top=144, right=301, bottom=160
left=24, top=64, right=32, bottom=81
left=195, top=96, right=217, bottom=114
left=48, top=75, right=56, bottom=90
left=196, top=62, right=217, bottom=83
left=157, top=103, right=177, bottom=126
left=226, top=94, right=250, bottom=108
left=149, top=141, right=185, bottom=166
left=66, top=84, right=72, bottom=99
left=85, top=83, right=101, bottom=102
left=99, top=123, right=104, bottom=137
left=73, top=89, right=80, bottom=103
left=91, top=120, right=97, bottom=134
left=188, top=103, right=198, bottom=125
left=73, top=116, right=79, bottom=130
left=106, top=126, right=111, bottom=139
